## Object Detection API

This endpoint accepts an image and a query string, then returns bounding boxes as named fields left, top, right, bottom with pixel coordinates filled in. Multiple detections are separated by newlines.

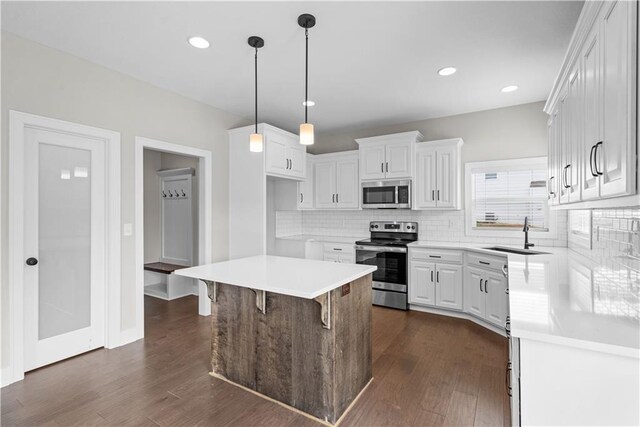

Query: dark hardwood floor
left=2, top=296, right=509, bottom=426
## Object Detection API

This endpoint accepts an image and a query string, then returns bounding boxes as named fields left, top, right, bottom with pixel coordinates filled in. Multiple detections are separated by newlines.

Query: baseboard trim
left=409, top=304, right=506, bottom=337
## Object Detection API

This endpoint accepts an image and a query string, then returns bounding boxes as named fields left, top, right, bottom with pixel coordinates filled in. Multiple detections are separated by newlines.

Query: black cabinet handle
left=429, top=255, right=441, bottom=259
left=506, top=362, right=512, bottom=397
left=300, top=193, right=303, bottom=203
left=381, top=163, right=384, bottom=173
left=333, top=248, right=342, bottom=251
left=549, top=176, right=556, bottom=196
left=332, top=194, right=335, bottom=203
left=431, top=270, right=434, bottom=283
left=594, top=141, right=603, bottom=176
left=336, top=194, right=339, bottom=204
left=589, top=144, right=597, bottom=177
left=479, top=260, right=490, bottom=265
left=480, top=278, right=483, bottom=292
left=436, top=271, right=440, bottom=283
left=431, top=190, right=435, bottom=201
left=26, top=257, right=38, bottom=266
left=485, top=280, right=488, bottom=294
left=563, top=165, right=571, bottom=189
left=437, top=190, right=440, bottom=200
left=386, top=162, right=389, bottom=173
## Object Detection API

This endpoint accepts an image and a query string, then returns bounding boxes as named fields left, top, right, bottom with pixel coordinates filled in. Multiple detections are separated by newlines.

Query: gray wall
left=312, top=101, right=549, bottom=164
left=1, top=31, right=247, bottom=370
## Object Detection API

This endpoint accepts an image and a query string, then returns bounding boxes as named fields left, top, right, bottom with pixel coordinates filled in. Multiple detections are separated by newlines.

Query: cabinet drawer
left=467, top=252, right=507, bottom=272
left=410, top=248, right=463, bottom=264
left=323, top=243, right=354, bottom=254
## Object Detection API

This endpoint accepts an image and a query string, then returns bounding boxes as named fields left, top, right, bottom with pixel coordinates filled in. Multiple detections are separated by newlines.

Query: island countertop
left=174, top=255, right=377, bottom=299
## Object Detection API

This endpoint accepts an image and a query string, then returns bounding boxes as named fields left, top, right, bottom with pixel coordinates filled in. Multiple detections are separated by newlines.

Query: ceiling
left=1, top=1, right=583, bottom=134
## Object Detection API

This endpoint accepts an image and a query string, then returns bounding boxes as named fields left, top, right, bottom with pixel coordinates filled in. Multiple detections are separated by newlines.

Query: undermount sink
left=483, top=246, right=550, bottom=255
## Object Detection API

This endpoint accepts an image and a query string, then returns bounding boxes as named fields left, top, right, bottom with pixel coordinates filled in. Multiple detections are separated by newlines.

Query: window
left=465, top=157, right=554, bottom=237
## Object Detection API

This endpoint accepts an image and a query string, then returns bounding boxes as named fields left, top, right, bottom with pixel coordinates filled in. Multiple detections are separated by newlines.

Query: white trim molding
left=6, top=111, right=121, bottom=387
left=134, top=136, right=213, bottom=343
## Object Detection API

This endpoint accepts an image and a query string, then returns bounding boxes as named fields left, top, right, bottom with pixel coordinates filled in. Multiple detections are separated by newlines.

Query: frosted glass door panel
left=39, top=144, right=92, bottom=339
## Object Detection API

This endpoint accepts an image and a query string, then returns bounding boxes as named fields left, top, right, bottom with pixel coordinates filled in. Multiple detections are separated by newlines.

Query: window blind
left=471, top=168, right=549, bottom=231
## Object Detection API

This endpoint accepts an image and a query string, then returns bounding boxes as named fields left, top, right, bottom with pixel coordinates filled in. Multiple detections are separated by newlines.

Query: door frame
left=7, top=111, right=121, bottom=386
left=134, top=137, right=212, bottom=341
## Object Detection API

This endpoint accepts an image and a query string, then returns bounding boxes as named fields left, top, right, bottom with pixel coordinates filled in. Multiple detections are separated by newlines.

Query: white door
left=464, top=266, right=485, bottom=318
left=436, top=147, right=456, bottom=208
left=288, top=144, right=306, bottom=179
left=297, top=159, right=314, bottom=210
left=414, top=148, right=437, bottom=209
left=359, top=145, right=386, bottom=180
left=435, top=264, right=462, bottom=310
left=314, top=161, right=336, bottom=209
left=409, top=261, right=435, bottom=306
left=484, top=271, right=508, bottom=327
left=599, top=0, right=636, bottom=198
left=335, top=157, right=359, bottom=209
left=385, top=141, right=412, bottom=179
left=23, top=127, right=106, bottom=371
left=264, top=133, right=288, bottom=176
left=581, top=26, right=601, bottom=201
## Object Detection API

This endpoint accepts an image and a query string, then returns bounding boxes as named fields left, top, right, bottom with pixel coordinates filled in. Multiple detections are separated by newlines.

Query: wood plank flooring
left=2, top=296, right=510, bottom=426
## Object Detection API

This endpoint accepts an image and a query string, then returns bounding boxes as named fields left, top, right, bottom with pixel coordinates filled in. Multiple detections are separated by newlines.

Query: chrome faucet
left=523, top=216, right=535, bottom=250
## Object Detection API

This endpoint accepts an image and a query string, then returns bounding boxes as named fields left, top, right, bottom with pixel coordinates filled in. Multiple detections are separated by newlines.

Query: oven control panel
left=370, top=221, right=417, bottom=232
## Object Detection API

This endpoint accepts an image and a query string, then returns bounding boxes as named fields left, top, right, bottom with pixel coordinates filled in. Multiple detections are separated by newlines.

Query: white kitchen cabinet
left=414, top=138, right=463, bottom=210
left=265, top=128, right=306, bottom=180
left=322, top=243, right=355, bottom=264
left=409, top=261, right=436, bottom=306
left=464, top=266, right=485, bottom=318
left=434, top=264, right=463, bottom=310
left=484, top=270, right=508, bottom=327
left=408, top=248, right=462, bottom=310
left=313, top=151, right=359, bottom=210
left=355, top=131, right=422, bottom=181
left=545, top=0, right=637, bottom=207
left=464, top=254, right=509, bottom=328
left=547, top=113, right=561, bottom=206
left=297, top=155, right=314, bottom=210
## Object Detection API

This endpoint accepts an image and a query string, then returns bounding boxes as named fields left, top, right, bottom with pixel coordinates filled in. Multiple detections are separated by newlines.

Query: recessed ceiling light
left=501, top=85, right=519, bottom=93
left=188, top=36, right=210, bottom=49
left=302, top=100, right=315, bottom=107
left=437, top=67, right=457, bottom=76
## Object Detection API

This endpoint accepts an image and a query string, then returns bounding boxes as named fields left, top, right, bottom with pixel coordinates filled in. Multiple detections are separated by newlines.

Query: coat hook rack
left=162, top=190, right=167, bottom=198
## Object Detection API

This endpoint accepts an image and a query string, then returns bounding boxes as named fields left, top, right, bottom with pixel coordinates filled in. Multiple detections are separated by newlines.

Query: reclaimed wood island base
left=175, top=255, right=377, bottom=425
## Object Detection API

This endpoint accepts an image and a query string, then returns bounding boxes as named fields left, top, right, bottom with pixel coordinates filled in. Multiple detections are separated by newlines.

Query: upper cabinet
left=265, top=127, right=306, bottom=180
left=355, top=131, right=422, bottom=180
left=414, top=138, right=463, bottom=210
left=297, top=154, right=314, bottom=210
left=544, top=0, right=637, bottom=208
left=314, top=151, right=359, bottom=210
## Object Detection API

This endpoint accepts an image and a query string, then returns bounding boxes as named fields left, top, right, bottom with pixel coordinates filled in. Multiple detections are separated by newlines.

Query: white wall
left=313, top=101, right=549, bottom=164
left=1, top=32, right=247, bottom=370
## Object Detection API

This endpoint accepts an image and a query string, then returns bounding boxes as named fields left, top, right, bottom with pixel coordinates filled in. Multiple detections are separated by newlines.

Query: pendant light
left=298, top=14, right=316, bottom=146
left=248, top=36, right=265, bottom=152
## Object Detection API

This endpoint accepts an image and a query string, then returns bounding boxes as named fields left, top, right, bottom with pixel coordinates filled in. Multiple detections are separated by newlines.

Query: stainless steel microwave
left=361, top=180, right=411, bottom=209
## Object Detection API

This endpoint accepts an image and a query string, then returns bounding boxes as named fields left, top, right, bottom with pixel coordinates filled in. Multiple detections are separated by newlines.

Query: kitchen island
left=175, top=255, right=377, bottom=424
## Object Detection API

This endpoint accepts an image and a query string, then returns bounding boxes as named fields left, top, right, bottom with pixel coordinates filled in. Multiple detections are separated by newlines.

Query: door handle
left=563, top=165, right=571, bottom=189
left=431, top=270, right=434, bottom=282
left=437, top=190, right=440, bottom=200
left=26, top=257, right=38, bottom=266
left=332, top=194, right=335, bottom=203
left=480, top=278, right=483, bottom=292
left=485, top=279, right=488, bottom=294
left=431, top=190, right=435, bottom=201
left=381, top=162, right=384, bottom=173
left=386, top=162, right=389, bottom=173
left=436, top=271, right=439, bottom=283
left=593, top=141, right=603, bottom=176
left=336, top=193, right=339, bottom=204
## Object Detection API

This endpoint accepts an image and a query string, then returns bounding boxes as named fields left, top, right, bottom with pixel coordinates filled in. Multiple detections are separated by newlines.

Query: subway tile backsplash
left=276, top=209, right=568, bottom=247
left=570, top=208, right=640, bottom=320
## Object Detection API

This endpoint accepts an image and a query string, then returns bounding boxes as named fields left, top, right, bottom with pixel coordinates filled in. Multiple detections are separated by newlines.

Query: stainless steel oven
left=361, top=180, right=411, bottom=209
left=355, top=221, right=417, bottom=310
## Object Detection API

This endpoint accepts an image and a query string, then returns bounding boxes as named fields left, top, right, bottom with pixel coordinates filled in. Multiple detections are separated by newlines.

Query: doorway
left=7, top=111, right=121, bottom=386
left=133, top=137, right=213, bottom=342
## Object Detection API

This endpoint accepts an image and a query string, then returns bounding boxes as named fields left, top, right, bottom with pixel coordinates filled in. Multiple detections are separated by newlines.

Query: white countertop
left=174, top=255, right=377, bottom=299
left=408, top=241, right=640, bottom=358
left=276, top=234, right=365, bottom=244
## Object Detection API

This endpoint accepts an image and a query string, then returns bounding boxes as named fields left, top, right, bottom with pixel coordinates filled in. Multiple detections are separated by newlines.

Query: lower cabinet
left=464, top=265, right=508, bottom=327
left=322, top=243, right=355, bottom=264
left=409, top=260, right=463, bottom=310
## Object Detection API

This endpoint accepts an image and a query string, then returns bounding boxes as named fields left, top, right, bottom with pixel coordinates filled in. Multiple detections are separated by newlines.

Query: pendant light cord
left=254, top=47, right=258, bottom=134
left=305, top=28, right=308, bottom=124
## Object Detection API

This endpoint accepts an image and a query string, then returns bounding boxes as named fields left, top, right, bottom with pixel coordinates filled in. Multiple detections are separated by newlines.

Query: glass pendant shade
left=249, top=133, right=263, bottom=152
left=299, top=123, right=314, bottom=145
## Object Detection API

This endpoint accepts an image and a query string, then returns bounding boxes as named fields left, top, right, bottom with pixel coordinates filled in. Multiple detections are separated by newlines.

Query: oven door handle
left=355, top=245, right=407, bottom=253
